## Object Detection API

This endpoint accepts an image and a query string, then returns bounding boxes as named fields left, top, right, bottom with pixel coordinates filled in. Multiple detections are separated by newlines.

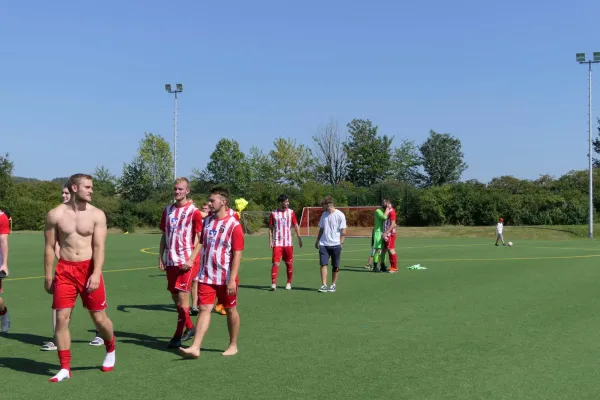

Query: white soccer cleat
left=270, top=284, right=277, bottom=291
left=49, top=368, right=71, bottom=383
left=285, top=283, right=291, bottom=290
left=89, top=336, right=104, bottom=346
left=101, top=350, right=116, bottom=372
left=0, top=310, right=10, bottom=333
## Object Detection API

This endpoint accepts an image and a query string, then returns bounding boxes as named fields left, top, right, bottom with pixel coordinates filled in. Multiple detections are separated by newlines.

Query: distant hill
left=12, top=176, right=70, bottom=184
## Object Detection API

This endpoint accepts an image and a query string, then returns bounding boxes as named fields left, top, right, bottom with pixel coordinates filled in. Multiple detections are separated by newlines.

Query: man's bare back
left=46, top=203, right=106, bottom=262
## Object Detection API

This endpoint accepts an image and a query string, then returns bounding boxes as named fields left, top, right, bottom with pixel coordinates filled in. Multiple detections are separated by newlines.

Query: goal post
left=299, top=206, right=380, bottom=237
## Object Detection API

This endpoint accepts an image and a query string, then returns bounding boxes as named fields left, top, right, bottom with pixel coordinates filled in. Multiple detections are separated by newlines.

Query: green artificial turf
left=3, top=232, right=600, bottom=399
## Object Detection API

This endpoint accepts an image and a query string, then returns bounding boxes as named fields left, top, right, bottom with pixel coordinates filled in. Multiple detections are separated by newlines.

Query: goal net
left=299, top=206, right=380, bottom=237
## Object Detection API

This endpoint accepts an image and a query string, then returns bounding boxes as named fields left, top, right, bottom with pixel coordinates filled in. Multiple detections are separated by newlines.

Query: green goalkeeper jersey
left=374, top=209, right=386, bottom=232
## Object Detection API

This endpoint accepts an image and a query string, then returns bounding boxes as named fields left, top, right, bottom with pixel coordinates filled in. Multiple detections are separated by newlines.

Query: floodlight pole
left=577, top=53, right=600, bottom=238
left=165, top=84, right=183, bottom=181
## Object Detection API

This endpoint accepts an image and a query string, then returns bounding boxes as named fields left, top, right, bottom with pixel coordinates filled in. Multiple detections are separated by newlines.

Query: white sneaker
left=318, top=285, right=328, bottom=293
left=41, top=341, right=58, bottom=351
left=0, top=310, right=10, bottom=333
left=89, top=336, right=104, bottom=346
left=328, top=284, right=336, bottom=293
left=270, top=284, right=277, bottom=291
left=285, top=283, right=292, bottom=290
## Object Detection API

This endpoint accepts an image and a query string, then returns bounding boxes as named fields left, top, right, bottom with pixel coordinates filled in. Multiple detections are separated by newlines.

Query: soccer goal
left=299, top=206, right=380, bottom=237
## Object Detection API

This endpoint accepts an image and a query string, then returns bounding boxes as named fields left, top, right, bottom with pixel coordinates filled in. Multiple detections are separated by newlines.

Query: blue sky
left=1, top=0, right=599, bottom=183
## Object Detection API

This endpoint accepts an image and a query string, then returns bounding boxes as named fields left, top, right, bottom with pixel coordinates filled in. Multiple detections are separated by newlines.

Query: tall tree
left=419, top=130, right=467, bottom=187
left=118, top=156, right=152, bottom=202
left=201, top=138, right=249, bottom=193
left=343, top=118, right=393, bottom=187
left=269, top=138, right=315, bottom=187
left=93, top=165, right=117, bottom=196
left=247, top=146, right=276, bottom=183
left=391, top=139, right=421, bottom=186
left=137, top=132, right=173, bottom=190
left=592, top=118, right=600, bottom=167
left=313, top=118, right=347, bottom=185
left=0, top=153, right=14, bottom=203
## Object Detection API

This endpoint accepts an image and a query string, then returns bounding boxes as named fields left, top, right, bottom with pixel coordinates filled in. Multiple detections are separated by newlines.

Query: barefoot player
left=44, top=174, right=116, bottom=382
left=179, top=187, right=244, bottom=358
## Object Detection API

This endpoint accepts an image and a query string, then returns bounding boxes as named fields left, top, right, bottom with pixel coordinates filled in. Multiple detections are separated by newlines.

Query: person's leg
left=318, top=246, right=329, bottom=291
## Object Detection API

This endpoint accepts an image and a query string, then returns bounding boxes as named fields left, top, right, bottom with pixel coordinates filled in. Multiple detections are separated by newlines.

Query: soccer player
left=315, top=196, right=346, bottom=293
left=44, top=173, right=116, bottom=382
left=0, top=208, right=11, bottom=333
left=159, top=178, right=203, bottom=348
left=495, top=217, right=506, bottom=246
left=190, top=202, right=210, bottom=316
left=179, top=187, right=244, bottom=359
left=382, top=199, right=398, bottom=273
left=371, top=202, right=387, bottom=273
left=42, top=184, right=103, bottom=351
left=269, top=194, right=303, bottom=290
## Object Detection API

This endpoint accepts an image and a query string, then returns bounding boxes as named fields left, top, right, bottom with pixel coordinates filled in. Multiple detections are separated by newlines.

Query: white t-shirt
left=318, top=209, right=347, bottom=247
left=496, top=222, right=503, bottom=234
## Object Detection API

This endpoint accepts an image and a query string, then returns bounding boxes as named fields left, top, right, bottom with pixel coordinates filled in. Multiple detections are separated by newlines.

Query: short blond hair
left=175, top=177, right=190, bottom=186
left=68, top=173, right=93, bottom=194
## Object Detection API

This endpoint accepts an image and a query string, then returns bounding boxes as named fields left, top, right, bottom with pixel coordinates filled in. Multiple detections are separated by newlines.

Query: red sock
left=182, top=307, right=193, bottom=329
left=0, top=306, right=6, bottom=315
left=391, top=254, right=398, bottom=269
left=104, top=336, right=116, bottom=353
left=175, top=307, right=186, bottom=338
left=286, top=264, right=293, bottom=284
left=271, top=265, right=278, bottom=284
left=58, top=349, right=71, bottom=370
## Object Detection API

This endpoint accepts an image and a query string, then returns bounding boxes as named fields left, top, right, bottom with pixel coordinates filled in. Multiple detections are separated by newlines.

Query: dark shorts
left=319, top=245, right=342, bottom=269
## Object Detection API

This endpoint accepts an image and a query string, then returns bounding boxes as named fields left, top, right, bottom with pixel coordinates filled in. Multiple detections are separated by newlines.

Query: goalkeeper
left=371, top=202, right=387, bottom=272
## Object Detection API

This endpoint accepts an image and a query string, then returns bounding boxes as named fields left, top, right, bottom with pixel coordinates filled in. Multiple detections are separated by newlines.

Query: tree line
left=1, top=119, right=599, bottom=232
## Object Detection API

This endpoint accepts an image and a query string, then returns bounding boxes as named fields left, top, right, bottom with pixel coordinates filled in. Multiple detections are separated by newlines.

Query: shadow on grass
left=114, top=330, right=222, bottom=354
left=117, top=304, right=176, bottom=313
left=521, top=225, right=587, bottom=238
left=238, top=284, right=316, bottom=292
left=0, top=357, right=98, bottom=376
left=1, top=332, right=89, bottom=347
left=342, top=266, right=375, bottom=273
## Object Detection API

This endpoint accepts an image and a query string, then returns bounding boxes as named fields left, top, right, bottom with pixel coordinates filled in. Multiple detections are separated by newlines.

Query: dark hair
left=67, top=173, right=93, bottom=194
left=277, top=194, right=289, bottom=202
left=210, top=186, right=230, bottom=204
left=320, top=195, right=334, bottom=206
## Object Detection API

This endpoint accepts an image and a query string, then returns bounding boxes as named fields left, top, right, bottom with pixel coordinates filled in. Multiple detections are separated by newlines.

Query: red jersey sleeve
left=0, top=214, right=10, bottom=234
left=234, top=212, right=240, bottom=221
left=231, top=224, right=244, bottom=251
left=159, top=209, right=167, bottom=232
left=269, top=213, right=274, bottom=227
left=389, top=209, right=397, bottom=222
left=291, top=211, right=298, bottom=225
left=192, top=209, right=204, bottom=233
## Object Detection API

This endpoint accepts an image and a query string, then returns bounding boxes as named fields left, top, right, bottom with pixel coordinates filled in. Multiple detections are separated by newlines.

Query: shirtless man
left=41, top=184, right=103, bottom=351
left=44, top=174, right=116, bottom=382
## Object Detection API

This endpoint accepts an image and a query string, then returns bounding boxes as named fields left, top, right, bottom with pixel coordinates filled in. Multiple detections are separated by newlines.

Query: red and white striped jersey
left=384, top=208, right=397, bottom=235
left=269, top=208, right=298, bottom=247
left=160, top=202, right=203, bottom=266
left=208, top=208, right=240, bottom=221
left=198, top=214, right=244, bottom=285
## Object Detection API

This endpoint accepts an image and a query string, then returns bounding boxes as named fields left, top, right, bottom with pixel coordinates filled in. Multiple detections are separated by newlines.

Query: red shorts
left=52, top=259, right=107, bottom=311
left=198, top=277, right=239, bottom=309
left=385, top=234, right=397, bottom=250
left=272, top=246, right=293, bottom=264
left=166, top=260, right=200, bottom=294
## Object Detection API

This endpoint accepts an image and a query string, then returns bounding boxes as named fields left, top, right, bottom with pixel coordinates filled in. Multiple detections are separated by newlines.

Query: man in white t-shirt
left=315, top=196, right=347, bottom=293
left=495, top=217, right=506, bottom=246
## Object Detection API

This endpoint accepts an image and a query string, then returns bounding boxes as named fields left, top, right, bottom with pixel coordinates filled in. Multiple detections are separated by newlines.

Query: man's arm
left=340, top=228, right=346, bottom=246
left=269, top=221, right=274, bottom=249
left=227, top=225, right=244, bottom=294
left=86, top=210, right=107, bottom=292
left=43, top=212, right=58, bottom=293
left=0, top=234, right=8, bottom=272
left=159, top=234, right=166, bottom=270
left=315, top=228, right=324, bottom=249
left=294, top=223, right=303, bottom=248
left=183, top=233, right=202, bottom=271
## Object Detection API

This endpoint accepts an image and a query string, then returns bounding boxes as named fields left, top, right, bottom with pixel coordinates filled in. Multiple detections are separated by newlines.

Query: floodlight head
left=176, top=84, right=183, bottom=92
left=594, top=52, right=600, bottom=62
left=165, top=84, right=172, bottom=92
left=576, top=53, right=586, bottom=62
